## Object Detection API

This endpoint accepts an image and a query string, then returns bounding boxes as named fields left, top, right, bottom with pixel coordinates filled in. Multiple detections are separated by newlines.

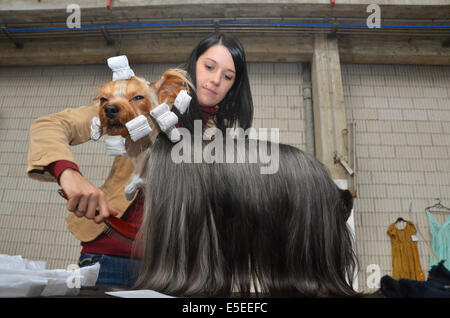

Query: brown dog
left=95, top=69, right=192, bottom=178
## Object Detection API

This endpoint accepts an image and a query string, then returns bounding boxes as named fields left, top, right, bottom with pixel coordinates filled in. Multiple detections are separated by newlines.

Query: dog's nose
left=105, top=105, right=120, bottom=119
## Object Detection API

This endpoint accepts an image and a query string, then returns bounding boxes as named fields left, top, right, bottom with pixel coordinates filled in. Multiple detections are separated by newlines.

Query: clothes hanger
left=394, top=203, right=413, bottom=224
left=425, top=198, right=450, bottom=213
left=395, top=217, right=407, bottom=223
left=394, top=217, right=408, bottom=226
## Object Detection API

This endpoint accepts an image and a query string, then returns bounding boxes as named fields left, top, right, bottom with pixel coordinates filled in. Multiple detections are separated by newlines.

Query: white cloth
left=150, top=103, right=181, bottom=143
left=165, top=126, right=181, bottom=143
left=105, top=135, right=127, bottom=156
left=90, top=116, right=102, bottom=141
left=173, top=90, right=191, bottom=115
left=150, top=103, right=178, bottom=131
left=0, top=254, right=100, bottom=297
left=124, top=174, right=144, bottom=201
left=107, top=55, right=135, bottom=81
left=125, top=115, right=152, bottom=142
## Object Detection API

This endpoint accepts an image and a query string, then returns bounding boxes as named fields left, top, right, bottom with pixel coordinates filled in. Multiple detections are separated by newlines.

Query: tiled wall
left=1, top=61, right=448, bottom=293
left=342, top=64, right=450, bottom=292
left=249, top=63, right=305, bottom=149
left=0, top=62, right=305, bottom=269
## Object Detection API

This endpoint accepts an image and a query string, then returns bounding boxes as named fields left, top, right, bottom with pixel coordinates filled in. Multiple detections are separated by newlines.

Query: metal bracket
left=1, top=27, right=24, bottom=49
left=101, top=26, right=115, bottom=46
left=334, top=152, right=354, bottom=176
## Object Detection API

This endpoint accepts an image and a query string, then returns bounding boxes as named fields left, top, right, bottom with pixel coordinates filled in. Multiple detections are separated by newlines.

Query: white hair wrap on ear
left=107, top=55, right=135, bottom=81
left=105, top=135, right=127, bottom=156
left=90, top=116, right=102, bottom=141
left=166, top=127, right=181, bottom=143
left=173, top=90, right=191, bottom=115
left=150, top=103, right=178, bottom=131
left=124, top=173, right=144, bottom=201
left=125, top=115, right=152, bottom=142
left=150, top=103, right=181, bottom=143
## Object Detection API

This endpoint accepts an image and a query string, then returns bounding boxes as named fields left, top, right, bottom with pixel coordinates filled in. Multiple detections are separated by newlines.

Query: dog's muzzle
left=105, top=105, right=120, bottom=119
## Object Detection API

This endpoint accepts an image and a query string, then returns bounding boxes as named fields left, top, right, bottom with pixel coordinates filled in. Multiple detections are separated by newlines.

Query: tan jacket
left=27, top=103, right=217, bottom=242
left=27, top=103, right=137, bottom=242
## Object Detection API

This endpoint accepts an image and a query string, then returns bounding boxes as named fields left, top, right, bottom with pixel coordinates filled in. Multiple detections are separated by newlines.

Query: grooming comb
left=57, top=189, right=138, bottom=241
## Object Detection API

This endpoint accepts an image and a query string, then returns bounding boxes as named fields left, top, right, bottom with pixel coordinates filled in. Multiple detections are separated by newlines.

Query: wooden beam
left=0, top=33, right=448, bottom=66
left=338, top=35, right=450, bottom=66
left=311, top=33, right=349, bottom=179
left=0, top=34, right=314, bottom=66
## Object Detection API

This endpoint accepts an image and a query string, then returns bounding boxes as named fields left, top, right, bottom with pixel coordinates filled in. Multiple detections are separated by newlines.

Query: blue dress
left=426, top=210, right=450, bottom=271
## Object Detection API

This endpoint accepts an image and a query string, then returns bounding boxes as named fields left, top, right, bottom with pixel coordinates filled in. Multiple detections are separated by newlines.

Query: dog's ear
left=338, top=189, right=354, bottom=222
left=152, top=69, right=193, bottom=105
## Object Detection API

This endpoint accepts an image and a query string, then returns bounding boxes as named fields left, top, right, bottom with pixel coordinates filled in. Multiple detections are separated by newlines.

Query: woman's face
left=195, top=44, right=236, bottom=107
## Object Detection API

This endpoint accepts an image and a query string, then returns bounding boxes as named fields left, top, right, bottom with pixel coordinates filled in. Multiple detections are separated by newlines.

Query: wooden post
left=311, top=33, right=349, bottom=180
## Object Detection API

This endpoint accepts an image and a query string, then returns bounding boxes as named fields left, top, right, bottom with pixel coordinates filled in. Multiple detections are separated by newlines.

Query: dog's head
left=96, top=69, right=192, bottom=139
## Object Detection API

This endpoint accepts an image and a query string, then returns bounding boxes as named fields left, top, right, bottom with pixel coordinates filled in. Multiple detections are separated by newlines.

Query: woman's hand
left=59, top=169, right=119, bottom=223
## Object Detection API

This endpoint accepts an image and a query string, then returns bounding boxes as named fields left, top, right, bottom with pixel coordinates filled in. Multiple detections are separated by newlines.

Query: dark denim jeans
left=78, top=253, right=140, bottom=288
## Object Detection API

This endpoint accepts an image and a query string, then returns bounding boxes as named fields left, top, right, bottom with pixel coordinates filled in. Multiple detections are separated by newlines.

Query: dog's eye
left=132, top=95, right=144, bottom=101
left=100, top=97, right=108, bottom=104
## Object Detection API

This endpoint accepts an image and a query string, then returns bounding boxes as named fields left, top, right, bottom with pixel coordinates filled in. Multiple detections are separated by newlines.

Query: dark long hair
left=133, top=134, right=360, bottom=297
left=178, top=33, right=254, bottom=133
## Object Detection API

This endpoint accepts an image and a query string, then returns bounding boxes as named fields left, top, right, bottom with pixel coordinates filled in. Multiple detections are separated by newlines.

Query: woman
left=26, top=32, right=253, bottom=288
left=178, top=32, right=253, bottom=134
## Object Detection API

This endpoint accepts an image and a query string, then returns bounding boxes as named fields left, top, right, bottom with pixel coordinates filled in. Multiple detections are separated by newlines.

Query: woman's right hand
left=59, top=169, right=119, bottom=223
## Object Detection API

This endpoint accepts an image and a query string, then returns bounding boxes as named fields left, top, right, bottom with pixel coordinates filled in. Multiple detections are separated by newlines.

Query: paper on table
left=105, top=289, right=175, bottom=298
